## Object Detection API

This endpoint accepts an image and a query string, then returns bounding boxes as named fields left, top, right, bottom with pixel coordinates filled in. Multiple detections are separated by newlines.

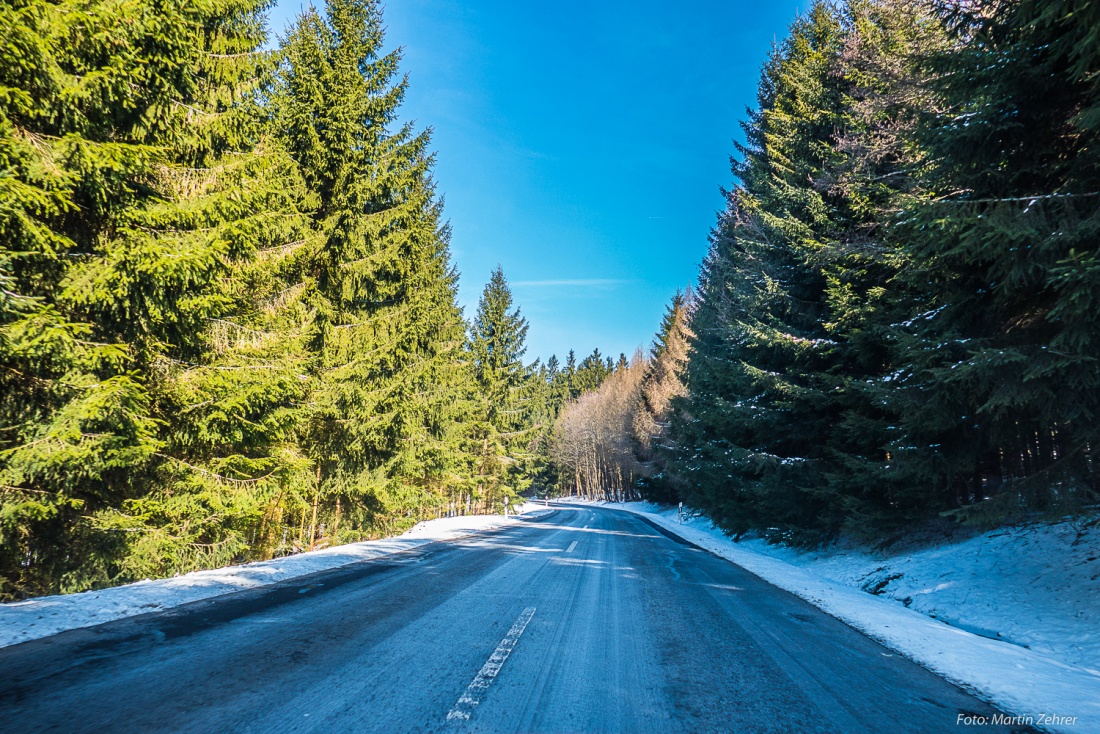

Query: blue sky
left=268, top=0, right=804, bottom=362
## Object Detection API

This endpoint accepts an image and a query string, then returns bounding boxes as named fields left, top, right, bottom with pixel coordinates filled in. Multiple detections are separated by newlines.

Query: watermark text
left=957, top=712, right=1077, bottom=727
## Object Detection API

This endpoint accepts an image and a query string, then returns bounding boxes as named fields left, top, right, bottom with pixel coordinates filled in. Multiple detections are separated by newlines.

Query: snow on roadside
left=0, top=504, right=551, bottom=650
left=577, top=499, right=1099, bottom=733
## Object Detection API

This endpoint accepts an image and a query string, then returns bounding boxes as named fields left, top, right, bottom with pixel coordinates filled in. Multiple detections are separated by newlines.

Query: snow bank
left=0, top=504, right=551, bottom=649
left=579, top=500, right=1099, bottom=733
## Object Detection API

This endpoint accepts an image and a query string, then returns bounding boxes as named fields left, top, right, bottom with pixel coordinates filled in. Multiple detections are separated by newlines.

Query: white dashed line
left=566, top=541, right=578, bottom=553
left=446, top=607, right=536, bottom=722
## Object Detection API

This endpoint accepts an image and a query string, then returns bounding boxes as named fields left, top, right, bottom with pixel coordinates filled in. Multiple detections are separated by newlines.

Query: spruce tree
left=661, top=0, right=958, bottom=542
left=888, top=0, right=1100, bottom=518
left=278, top=0, right=475, bottom=535
left=538, top=355, right=570, bottom=422
left=101, top=10, right=317, bottom=580
left=469, top=267, right=535, bottom=438
left=665, top=2, right=850, bottom=544
left=574, top=348, right=613, bottom=395
left=0, top=0, right=304, bottom=596
left=563, top=350, right=579, bottom=399
left=810, top=0, right=950, bottom=533
left=467, top=266, right=537, bottom=505
left=526, top=355, right=566, bottom=496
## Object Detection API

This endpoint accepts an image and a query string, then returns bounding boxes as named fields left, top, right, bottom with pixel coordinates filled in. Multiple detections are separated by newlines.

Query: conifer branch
left=157, top=454, right=278, bottom=486
left=932, top=191, right=1100, bottom=205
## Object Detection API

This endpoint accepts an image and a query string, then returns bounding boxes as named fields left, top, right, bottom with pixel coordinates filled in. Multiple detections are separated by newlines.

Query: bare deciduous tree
left=551, top=351, right=648, bottom=501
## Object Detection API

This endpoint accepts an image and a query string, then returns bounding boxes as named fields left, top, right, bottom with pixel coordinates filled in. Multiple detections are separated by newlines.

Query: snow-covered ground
left=0, top=504, right=551, bottom=649
left=577, top=499, right=1099, bottom=734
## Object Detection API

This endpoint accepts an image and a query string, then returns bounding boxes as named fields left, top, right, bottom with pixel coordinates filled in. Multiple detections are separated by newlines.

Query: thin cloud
left=511, top=279, right=629, bottom=288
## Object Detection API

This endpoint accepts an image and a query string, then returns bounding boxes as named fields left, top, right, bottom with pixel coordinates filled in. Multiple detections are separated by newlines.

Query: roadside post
left=678, top=502, right=683, bottom=524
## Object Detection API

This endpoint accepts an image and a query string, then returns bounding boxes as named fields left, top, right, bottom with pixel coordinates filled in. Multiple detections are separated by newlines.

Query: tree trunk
left=308, top=464, right=321, bottom=550
left=333, top=496, right=341, bottom=541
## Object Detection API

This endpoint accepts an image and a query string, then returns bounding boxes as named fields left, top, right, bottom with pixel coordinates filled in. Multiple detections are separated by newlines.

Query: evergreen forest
left=2, top=0, right=1098, bottom=600
left=0, top=0, right=611, bottom=600
left=559, top=0, right=1100, bottom=547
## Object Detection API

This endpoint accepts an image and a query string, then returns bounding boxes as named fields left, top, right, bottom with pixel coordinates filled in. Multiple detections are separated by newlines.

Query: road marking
left=566, top=540, right=578, bottom=553
left=446, top=607, right=536, bottom=722
left=582, top=525, right=588, bottom=529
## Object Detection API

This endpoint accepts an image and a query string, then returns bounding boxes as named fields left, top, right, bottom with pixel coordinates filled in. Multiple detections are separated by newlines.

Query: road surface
left=0, top=505, right=1025, bottom=733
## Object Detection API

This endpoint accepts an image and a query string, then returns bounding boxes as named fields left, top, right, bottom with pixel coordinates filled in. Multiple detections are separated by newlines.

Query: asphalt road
left=0, top=505, right=1026, bottom=733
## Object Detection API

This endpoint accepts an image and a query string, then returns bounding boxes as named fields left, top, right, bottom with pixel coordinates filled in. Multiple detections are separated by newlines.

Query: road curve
left=0, top=504, right=1025, bottom=733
